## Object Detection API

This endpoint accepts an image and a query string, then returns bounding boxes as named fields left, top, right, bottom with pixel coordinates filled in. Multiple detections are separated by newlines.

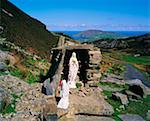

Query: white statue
left=57, top=80, right=69, bottom=109
left=68, top=52, right=79, bottom=88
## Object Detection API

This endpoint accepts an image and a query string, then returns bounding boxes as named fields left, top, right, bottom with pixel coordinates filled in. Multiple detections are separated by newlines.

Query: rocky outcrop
left=58, top=87, right=114, bottom=121
left=0, top=75, right=57, bottom=120
left=101, top=74, right=125, bottom=85
left=112, top=92, right=129, bottom=106
left=0, top=87, right=13, bottom=113
left=90, top=34, right=150, bottom=55
left=0, top=62, right=7, bottom=71
left=0, top=50, right=17, bottom=66
left=119, top=114, right=145, bottom=121
left=146, top=110, right=150, bottom=121
left=0, top=75, right=30, bottom=94
left=75, top=115, right=115, bottom=121
left=126, top=79, right=150, bottom=97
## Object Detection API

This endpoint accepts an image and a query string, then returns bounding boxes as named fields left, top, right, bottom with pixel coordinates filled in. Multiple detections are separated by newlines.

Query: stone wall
left=87, top=49, right=102, bottom=82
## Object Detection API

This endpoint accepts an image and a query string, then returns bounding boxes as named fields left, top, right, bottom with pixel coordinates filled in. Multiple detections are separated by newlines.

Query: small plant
left=26, top=72, right=39, bottom=84
left=76, top=82, right=83, bottom=88
left=9, top=66, right=24, bottom=79
left=0, top=71, right=8, bottom=76
left=2, top=93, right=23, bottom=114
left=107, top=64, right=126, bottom=76
left=22, top=56, right=36, bottom=68
left=99, top=82, right=129, bottom=89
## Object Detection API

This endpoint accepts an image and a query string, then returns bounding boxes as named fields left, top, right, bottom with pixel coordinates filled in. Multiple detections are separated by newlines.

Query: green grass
left=99, top=82, right=129, bottom=90
left=144, top=72, right=150, bottom=82
left=2, top=93, right=23, bottom=114
left=22, top=56, right=36, bottom=68
left=102, top=90, right=122, bottom=121
left=26, top=72, right=39, bottom=84
left=9, top=66, right=24, bottom=79
left=106, top=64, right=126, bottom=76
left=121, top=95, right=150, bottom=119
left=102, top=91, right=121, bottom=110
left=76, top=82, right=82, bottom=88
left=121, top=55, right=150, bottom=65
left=102, top=90, right=150, bottom=121
left=102, top=90, right=113, bottom=97
left=112, top=115, right=122, bottom=121
left=0, top=71, right=8, bottom=76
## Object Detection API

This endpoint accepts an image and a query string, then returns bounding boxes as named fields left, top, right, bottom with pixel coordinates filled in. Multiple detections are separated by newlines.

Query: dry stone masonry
left=48, top=36, right=102, bottom=92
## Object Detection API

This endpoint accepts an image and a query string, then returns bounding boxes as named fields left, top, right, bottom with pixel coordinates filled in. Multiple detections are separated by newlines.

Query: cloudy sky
left=10, top=0, right=150, bottom=31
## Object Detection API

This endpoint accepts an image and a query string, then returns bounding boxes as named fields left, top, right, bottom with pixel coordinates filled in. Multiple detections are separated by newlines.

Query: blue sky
left=10, top=0, right=150, bottom=31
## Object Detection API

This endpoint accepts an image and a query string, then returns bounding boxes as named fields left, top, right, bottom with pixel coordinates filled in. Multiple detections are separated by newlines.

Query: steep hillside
left=1, top=0, right=58, bottom=57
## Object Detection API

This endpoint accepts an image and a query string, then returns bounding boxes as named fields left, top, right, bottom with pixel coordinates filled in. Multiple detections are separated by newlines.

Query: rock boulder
left=112, top=92, right=129, bottom=106
left=119, top=114, right=145, bottom=121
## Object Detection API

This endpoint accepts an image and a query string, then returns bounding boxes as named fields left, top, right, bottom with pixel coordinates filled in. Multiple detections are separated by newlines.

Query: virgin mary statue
left=67, top=52, right=79, bottom=88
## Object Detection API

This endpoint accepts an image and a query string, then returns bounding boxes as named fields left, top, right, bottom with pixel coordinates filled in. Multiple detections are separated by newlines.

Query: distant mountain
left=1, top=0, right=58, bottom=57
left=89, top=34, right=150, bottom=55
left=73, top=29, right=122, bottom=42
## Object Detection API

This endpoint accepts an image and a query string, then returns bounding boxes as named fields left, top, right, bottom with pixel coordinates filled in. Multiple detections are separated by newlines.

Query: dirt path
left=124, top=64, right=150, bottom=87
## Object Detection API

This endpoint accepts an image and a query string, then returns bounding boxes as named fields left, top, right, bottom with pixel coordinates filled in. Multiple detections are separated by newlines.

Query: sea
left=53, top=31, right=150, bottom=41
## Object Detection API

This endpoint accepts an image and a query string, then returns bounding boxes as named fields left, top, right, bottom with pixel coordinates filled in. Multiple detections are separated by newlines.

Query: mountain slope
left=1, top=0, right=58, bottom=57
left=90, top=34, right=150, bottom=55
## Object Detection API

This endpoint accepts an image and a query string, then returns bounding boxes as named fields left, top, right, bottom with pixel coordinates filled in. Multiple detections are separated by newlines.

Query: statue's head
left=72, top=52, right=76, bottom=58
left=70, top=52, right=78, bottom=63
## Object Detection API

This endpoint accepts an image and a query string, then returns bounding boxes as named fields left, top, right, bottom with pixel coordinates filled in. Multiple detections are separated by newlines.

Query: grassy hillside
left=1, top=0, right=58, bottom=57
left=90, top=34, right=150, bottom=56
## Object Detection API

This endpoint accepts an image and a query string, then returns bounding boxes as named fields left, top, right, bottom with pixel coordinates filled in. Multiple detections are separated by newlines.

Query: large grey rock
left=112, top=92, right=129, bottom=105
left=101, top=74, right=125, bottom=85
left=127, top=79, right=150, bottom=97
left=10, top=113, right=40, bottom=121
left=0, top=75, right=30, bottom=94
left=0, top=75, right=58, bottom=121
left=146, top=110, right=150, bottom=121
left=0, top=50, right=17, bottom=66
left=45, top=114, right=58, bottom=121
left=0, top=50, right=9, bottom=62
left=43, top=78, right=53, bottom=95
left=0, top=117, right=10, bottom=121
left=119, top=114, right=145, bottom=121
left=0, top=62, right=7, bottom=71
left=43, top=96, right=57, bottom=115
left=57, top=88, right=114, bottom=121
left=0, top=87, right=12, bottom=113
left=69, top=88, right=114, bottom=116
left=125, top=90, right=141, bottom=100
left=76, top=115, right=115, bottom=121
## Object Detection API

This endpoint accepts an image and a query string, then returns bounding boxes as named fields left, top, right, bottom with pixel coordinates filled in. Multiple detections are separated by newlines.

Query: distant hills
left=89, top=34, right=150, bottom=56
left=1, top=0, right=58, bottom=57
left=73, top=29, right=122, bottom=42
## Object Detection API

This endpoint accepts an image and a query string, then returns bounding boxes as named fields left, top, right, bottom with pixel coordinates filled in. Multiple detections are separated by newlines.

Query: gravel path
left=124, top=64, right=150, bottom=87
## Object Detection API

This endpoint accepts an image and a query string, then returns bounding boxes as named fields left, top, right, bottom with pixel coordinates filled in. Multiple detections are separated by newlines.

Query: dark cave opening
left=62, top=49, right=89, bottom=83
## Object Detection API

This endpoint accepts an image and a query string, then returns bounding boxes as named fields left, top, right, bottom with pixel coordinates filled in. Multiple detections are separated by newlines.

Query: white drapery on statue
left=57, top=80, right=69, bottom=109
left=68, top=52, right=79, bottom=88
